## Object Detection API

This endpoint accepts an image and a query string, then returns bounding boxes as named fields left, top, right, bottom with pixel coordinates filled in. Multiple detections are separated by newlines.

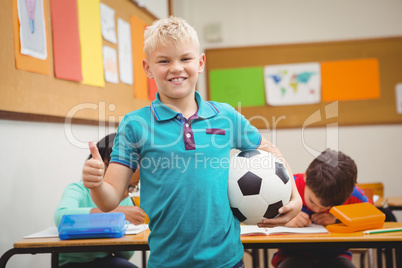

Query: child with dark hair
left=55, top=133, right=145, bottom=268
left=89, top=133, right=116, bottom=164
left=272, top=148, right=370, bottom=268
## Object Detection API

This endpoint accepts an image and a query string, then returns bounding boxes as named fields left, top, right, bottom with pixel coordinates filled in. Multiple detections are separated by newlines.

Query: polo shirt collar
left=150, top=91, right=219, bottom=122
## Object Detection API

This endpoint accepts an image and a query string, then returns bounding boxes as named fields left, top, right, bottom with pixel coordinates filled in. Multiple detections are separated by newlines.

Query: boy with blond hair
left=83, top=16, right=301, bottom=268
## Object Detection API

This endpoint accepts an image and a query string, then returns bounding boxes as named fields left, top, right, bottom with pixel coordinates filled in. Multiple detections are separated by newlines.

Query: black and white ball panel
left=228, top=149, right=292, bottom=224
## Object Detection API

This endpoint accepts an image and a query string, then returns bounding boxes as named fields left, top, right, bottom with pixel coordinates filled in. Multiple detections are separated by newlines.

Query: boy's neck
left=160, top=92, right=198, bottom=119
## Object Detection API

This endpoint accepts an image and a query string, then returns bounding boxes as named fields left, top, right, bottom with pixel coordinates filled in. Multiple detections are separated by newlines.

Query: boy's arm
left=82, top=142, right=134, bottom=212
left=285, top=211, right=312, bottom=227
left=90, top=206, right=146, bottom=225
left=310, top=212, right=337, bottom=225
left=256, top=136, right=302, bottom=227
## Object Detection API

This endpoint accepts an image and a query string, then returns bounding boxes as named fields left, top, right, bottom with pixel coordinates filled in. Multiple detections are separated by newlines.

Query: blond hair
left=143, top=16, right=200, bottom=57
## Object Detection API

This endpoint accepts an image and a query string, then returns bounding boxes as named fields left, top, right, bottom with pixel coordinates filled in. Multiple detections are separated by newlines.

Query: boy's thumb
left=89, top=141, right=102, bottom=161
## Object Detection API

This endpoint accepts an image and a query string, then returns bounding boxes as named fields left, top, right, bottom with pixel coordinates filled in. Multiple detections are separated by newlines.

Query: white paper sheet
left=117, top=18, right=133, bottom=85
left=396, top=83, right=402, bottom=114
left=103, top=45, right=119, bottom=83
left=17, top=0, right=47, bottom=59
left=24, top=226, right=58, bottom=238
left=100, top=3, right=117, bottom=44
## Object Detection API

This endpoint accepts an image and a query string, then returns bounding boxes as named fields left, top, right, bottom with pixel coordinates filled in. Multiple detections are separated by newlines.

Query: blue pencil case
left=58, top=212, right=129, bottom=240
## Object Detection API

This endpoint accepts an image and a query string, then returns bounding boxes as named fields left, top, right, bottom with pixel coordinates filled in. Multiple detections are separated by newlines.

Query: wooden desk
left=0, top=230, right=150, bottom=268
left=388, top=197, right=402, bottom=211
left=1, top=223, right=402, bottom=268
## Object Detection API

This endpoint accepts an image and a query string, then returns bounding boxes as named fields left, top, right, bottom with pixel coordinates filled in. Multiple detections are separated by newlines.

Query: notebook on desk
left=326, top=203, right=385, bottom=233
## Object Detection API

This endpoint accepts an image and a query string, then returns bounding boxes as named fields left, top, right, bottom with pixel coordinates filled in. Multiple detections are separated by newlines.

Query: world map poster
left=264, top=62, right=321, bottom=106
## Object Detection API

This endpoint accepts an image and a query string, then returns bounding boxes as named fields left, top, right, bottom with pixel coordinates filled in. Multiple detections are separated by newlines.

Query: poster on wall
left=396, top=83, right=402, bottom=114
left=118, top=18, right=133, bottom=85
left=321, top=58, right=380, bottom=102
left=50, top=0, right=82, bottom=81
left=12, top=0, right=50, bottom=74
left=17, top=0, right=47, bottom=60
left=263, top=62, right=321, bottom=106
left=130, top=15, right=149, bottom=100
left=209, top=67, right=266, bottom=108
left=100, top=3, right=117, bottom=44
left=102, top=45, right=119, bottom=83
left=77, top=0, right=105, bottom=87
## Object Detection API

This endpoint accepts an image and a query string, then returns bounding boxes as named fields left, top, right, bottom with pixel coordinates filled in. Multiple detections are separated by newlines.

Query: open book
left=241, top=223, right=329, bottom=236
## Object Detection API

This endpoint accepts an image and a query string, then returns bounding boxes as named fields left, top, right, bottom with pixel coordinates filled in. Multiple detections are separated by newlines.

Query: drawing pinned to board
left=17, top=0, right=47, bottom=60
left=118, top=18, right=133, bottom=85
left=102, top=46, right=118, bottom=84
left=264, top=62, right=321, bottom=106
left=396, top=83, right=402, bottom=114
left=100, top=3, right=117, bottom=44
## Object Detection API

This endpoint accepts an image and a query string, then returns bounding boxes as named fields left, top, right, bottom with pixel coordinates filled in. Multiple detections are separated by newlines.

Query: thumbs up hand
left=83, top=141, right=105, bottom=189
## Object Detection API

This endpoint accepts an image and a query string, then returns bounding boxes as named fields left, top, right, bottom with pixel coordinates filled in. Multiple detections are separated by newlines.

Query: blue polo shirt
left=111, top=91, right=261, bottom=268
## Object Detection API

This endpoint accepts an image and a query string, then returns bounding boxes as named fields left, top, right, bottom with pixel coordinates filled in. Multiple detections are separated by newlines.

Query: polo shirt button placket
left=183, top=120, right=195, bottom=150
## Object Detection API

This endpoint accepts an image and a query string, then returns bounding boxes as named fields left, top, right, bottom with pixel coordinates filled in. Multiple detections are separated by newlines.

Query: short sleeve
left=110, top=114, right=142, bottom=171
left=228, top=104, right=261, bottom=150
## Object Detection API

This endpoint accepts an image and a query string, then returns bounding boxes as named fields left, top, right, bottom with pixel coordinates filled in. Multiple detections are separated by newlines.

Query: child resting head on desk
left=54, top=133, right=145, bottom=268
left=272, top=148, right=370, bottom=268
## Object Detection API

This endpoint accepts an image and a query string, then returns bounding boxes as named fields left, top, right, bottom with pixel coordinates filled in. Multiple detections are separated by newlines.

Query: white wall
left=1, top=1, right=402, bottom=267
left=135, top=0, right=169, bottom=19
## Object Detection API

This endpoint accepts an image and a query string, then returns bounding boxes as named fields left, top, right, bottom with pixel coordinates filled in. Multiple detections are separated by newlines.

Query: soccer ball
left=228, top=149, right=292, bottom=224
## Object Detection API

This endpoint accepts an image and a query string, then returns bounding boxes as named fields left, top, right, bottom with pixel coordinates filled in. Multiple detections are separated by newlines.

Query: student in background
left=82, top=16, right=302, bottom=268
left=54, top=133, right=145, bottom=268
left=272, top=148, right=370, bottom=268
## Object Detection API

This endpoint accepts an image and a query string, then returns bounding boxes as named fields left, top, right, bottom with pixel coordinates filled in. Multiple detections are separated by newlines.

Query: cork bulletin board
left=0, top=0, right=158, bottom=125
left=205, top=37, right=402, bottom=129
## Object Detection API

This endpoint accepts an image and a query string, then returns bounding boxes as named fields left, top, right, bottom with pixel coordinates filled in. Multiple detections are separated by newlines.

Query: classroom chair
left=354, top=182, right=397, bottom=268
left=349, top=183, right=384, bottom=268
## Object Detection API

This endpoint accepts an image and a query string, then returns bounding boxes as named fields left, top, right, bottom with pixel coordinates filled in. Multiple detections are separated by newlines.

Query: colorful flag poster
left=209, top=67, right=266, bottom=108
left=264, top=62, right=321, bottom=106
left=130, top=15, right=148, bottom=100
left=12, top=0, right=50, bottom=74
left=50, top=0, right=82, bottom=81
left=77, top=0, right=104, bottom=87
left=321, top=58, right=380, bottom=102
left=118, top=18, right=133, bottom=85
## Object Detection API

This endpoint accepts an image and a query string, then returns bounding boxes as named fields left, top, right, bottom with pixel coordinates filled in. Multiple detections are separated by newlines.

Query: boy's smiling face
left=143, top=39, right=205, bottom=105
